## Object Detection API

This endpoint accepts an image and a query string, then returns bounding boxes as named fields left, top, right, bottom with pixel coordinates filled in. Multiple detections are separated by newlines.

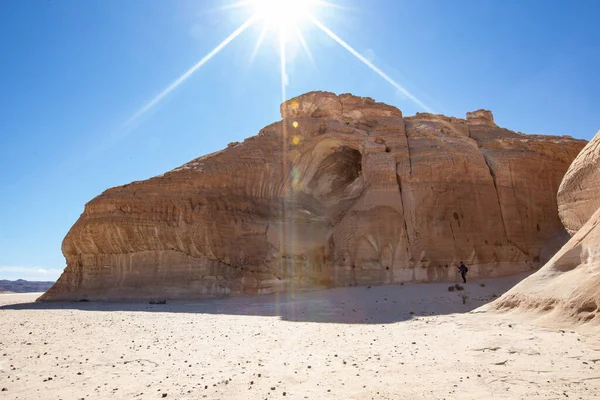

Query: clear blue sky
left=1, top=0, right=599, bottom=281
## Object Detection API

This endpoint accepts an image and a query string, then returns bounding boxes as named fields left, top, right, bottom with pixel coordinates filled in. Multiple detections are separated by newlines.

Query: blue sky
left=0, top=0, right=599, bottom=281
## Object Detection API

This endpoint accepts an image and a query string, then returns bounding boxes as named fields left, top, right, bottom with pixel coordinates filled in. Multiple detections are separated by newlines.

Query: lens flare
left=252, top=0, right=317, bottom=32
left=308, top=15, right=433, bottom=113
left=123, top=15, right=258, bottom=128
left=119, top=0, right=433, bottom=139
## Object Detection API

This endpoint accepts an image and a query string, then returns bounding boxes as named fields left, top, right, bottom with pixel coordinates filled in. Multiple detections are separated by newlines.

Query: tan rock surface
left=558, top=130, right=600, bottom=235
left=40, top=91, right=586, bottom=301
left=490, top=130, right=600, bottom=324
left=490, top=206, right=600, bottom=325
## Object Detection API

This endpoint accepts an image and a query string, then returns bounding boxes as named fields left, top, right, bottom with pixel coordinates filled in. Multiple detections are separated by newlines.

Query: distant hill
left=0, top=279, right=55, bottom=293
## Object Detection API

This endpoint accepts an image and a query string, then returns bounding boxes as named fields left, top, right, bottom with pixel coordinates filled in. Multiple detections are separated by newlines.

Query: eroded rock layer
left=558, top=130, right=600, bottom=235
left=40, top=92, right=586, bottom=301
left=491, top=130, right=600, bottom=325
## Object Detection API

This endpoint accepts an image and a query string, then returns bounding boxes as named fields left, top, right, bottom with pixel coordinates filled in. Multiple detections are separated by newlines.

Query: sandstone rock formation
left=558, top=131, right=600, bottom=235
left=39, top=92, right=586, bottom=301
left=491, top=130, right=600, bottom=324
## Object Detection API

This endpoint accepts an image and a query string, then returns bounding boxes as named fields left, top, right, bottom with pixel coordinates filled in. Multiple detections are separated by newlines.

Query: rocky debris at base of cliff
left=39, top=91, right=587, bottom=301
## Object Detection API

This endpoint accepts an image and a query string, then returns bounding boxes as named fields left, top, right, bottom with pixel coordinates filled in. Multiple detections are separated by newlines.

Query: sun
left=251, top=0, right=318, bottom=32
left=121, top=0, right=433, bottom=129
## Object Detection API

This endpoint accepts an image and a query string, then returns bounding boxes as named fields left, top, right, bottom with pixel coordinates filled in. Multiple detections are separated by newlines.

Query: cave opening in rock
left=308, top=146, right=363, bottom=198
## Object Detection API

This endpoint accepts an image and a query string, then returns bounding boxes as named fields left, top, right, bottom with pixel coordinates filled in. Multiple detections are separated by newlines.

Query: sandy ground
left=1, top=274, right=600, bottom=400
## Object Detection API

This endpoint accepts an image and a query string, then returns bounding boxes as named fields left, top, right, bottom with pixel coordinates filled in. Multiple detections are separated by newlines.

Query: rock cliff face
left=39, top=92, right=586, bottom=301
left=491, top=130, right=600, bottom=325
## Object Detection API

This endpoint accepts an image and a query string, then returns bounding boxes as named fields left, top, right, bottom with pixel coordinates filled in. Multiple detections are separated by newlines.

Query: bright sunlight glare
left=252, top=0, right=318, bottom=32
left=121, top=0, right=431, bottom=132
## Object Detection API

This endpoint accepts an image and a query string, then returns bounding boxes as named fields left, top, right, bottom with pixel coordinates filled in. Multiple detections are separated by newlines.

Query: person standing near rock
left=458, top=262, right=469, bottom=283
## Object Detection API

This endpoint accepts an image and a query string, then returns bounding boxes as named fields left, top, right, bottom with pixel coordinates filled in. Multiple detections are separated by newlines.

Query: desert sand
left=1, top=274, right=599, bottom=400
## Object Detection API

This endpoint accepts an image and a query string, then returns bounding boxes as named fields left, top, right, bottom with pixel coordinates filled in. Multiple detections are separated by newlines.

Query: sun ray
left=308, top=15, right=433, bottom=112
left=122, top=15, right=258, bottom=128
left=249, top=25, right=269, bottom=65
left=294, top=26, right=317, bottom=69
left=278, top=26, right=291, bottom=307
left=279, top=31, right=288, bottom=104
